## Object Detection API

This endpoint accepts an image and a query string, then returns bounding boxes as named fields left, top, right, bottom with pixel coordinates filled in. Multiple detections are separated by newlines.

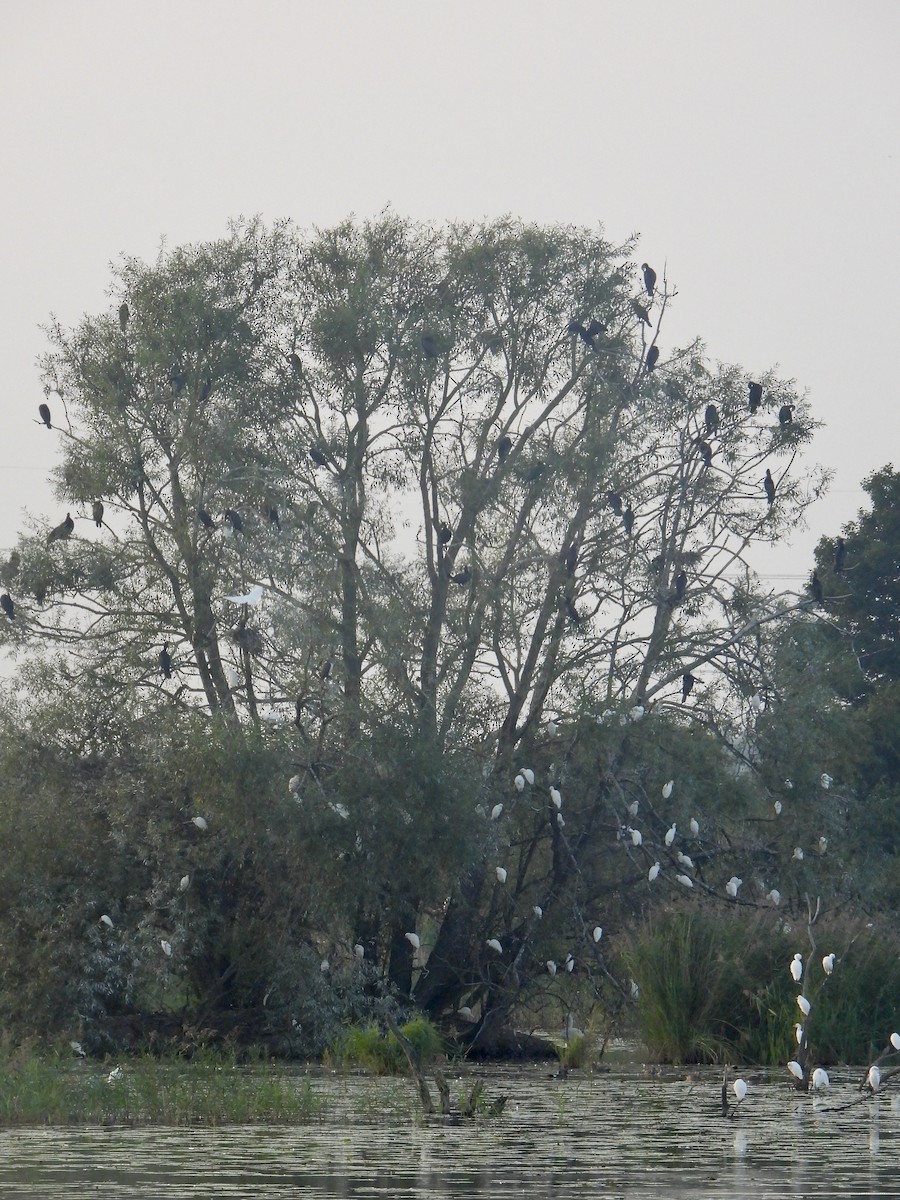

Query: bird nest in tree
left=228, top=625, right=264, bottom=656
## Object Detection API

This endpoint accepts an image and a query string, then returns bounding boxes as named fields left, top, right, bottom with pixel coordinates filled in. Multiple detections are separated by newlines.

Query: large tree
left=0, top=215, right=829, bottom=1047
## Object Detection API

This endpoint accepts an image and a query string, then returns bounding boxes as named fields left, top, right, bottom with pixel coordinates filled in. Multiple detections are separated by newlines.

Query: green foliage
left=0, top=1046, right=322, bottom=1126
left=329, top=1017, right=444, bottom=1074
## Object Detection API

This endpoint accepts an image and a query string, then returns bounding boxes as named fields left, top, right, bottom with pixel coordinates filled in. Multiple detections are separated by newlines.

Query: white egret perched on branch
left=514, top=774, right=525, bottom=792
left=546, top=960, right=557, bottom=976
left=822, top=953, right=835, bottom=975
left=892, top=1032, right=900, bottom=1051
left=405, top=932, right=420, bottom=950
left=797, top=995, right=811, bottom=1017
left=787, top=1061, right=804, bottom=1081
left=689, top=817, right=700, bottom=837
left=491, top=803, right=504, bottom=820
left=790, top=954, right=803, bottom=982
left=648, top=862, right=660, bottom=882
left=795, top=1023, right=804, bottom=1045
left=487, top=938, right=503, bottom=953
left=767, top=889, right=782, bottom=905
left=866, top=1065, right=881, bottom=1093
left=661, top=780, right=674, bottom=799
left=665, top=824, right=676, bottom=847
left=495, top=866, right=508, bottom=883
left=100, top=914, right=114, bottom=929
left=630, top=829, right=643, bottom=847
left=592, top=926, right=603, bottom=942
left=191, top=816, right=208, bottom=832
left=675, top=874, right=693, bottom=888
left=533, top=905, right=543, bottom=918
left=793, top=846, right=804, bottom=860
left=725, top=876, right=742, bottom=898
left=550, top=787, right=562, bottom=809
left=627, top=800, right=640, bottom=817
left=522, top=768, right=535, bottom=785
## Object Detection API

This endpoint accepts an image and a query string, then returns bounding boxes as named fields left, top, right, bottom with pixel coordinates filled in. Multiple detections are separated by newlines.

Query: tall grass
left=0, top=1046, right=322, bottom=1126
left=327, top=1017, right=444, bottom=1074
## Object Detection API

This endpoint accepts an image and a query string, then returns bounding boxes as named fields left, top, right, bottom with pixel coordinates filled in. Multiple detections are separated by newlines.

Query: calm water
left=0, top=1063, right=896, bottom=1198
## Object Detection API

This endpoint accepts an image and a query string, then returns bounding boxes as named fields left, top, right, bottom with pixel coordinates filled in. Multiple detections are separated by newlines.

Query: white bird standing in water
left=866, top=1065, right=881, bottom=1093
left=732, top=1078, right=748, bottom=1103
left=787, top=1061, right=804, bottom=1081
left=811, top=1067, right=830, bottom=1090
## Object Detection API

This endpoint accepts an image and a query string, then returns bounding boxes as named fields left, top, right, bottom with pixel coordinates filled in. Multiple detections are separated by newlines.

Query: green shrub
left=329, top=1017, right=443, bottom=1074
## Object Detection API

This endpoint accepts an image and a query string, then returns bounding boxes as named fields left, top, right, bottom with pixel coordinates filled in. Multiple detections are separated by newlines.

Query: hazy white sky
left=2, top=0, right=898, bottom=585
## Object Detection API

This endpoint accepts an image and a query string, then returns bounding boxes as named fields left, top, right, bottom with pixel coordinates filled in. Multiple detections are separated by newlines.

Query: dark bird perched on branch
left=810, top=571, right=824, bottom=605
left=170, top=365, right=187, bottom=394
left=645, top=345, right=660, bottom=373
left=158, top=643, right=172, bottom=679
left=681, top=672, right=695, bottom=703
left=642, top=263, right=657, bottom=297
left=0, top=551, right=20, bottom=588
left=319, top=659, right=332, bottom=681
left=568, top=318, right=605, bottom=347
left=496, top=435, right=513, bottom=463
left=0, top=593, right=14, bottom=620
left=562, top=543, right=578, bottom=575
left=585, top=317, right=607, bottom=340
left=523, top=460, right=546, bottom=483
left=310, top=446, right=329, bottom=468
left=564, top=596, right=581, bottom=624
left=631, top=300, right=651, bottom=326
left=623, top=505, right=634, bottom=537
left=607, top=491, right=623, bottom=516
left=834, top=537, right=846, bottom=575
left=438, top=522, right=452, bottom=545
left=92, top=499, right=104, bottom=528
left=38, top=402, right=51, bottom=429
left=119, top=302, right=129, bottom=333
left=198, top=508, right=216, bottom=530
left=764, top=469, right=776, bottom=506
left=266, top=506, right=281, bottom=531
left=778, top=404, right=794, bottom=427
left=449, top=567, right=471, bottom=586
left=289, top=352, right=304, bottom=376
left=705, top=404, right=719, bottom=436
left=672, top=571, right=687, bottom=604
left=47, top=513, right=74, bottom=544
left=223, top=509, right=243, bottom=534
left=748, top=381, right=763, bottom=413
left=421, top=333, right=440, bottom=358
left=697, top=440, right=713, bottom=469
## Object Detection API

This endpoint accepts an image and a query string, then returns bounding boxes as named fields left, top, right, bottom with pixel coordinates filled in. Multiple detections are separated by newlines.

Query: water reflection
left=0, top=1065, right=897, bottom=1198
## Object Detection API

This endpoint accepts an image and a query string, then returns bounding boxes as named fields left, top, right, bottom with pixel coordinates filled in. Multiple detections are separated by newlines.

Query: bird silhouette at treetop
left=92, top=500, right=104, bottom=528
left=681, top=673, right=695, bottom=703
left=607, top=491, right=623, bottom=516
left=705, top=404, right=719, bottom=436
left=223, top=509, right=244, bottom=535
left=764, top=470, right=776, bottom=506
left=834, top=537, right=846, bottom=575
left=310, top=446, right=329, bottom=468
left=119, top=303, right=129, bottom=333
left=697, top=440, right=713, bottom=469
left=38, top=402, right=51, bottom=429
left=672, top=571, right=687, bottom=604
left=631, top=300, right=651, bottom=326
left=748, top=381, right=763, bottom=413
left=497, top=435, right=513, bottom=463
left=450, top=566, right=471, bottom=586
left=642, top=263, right=657, bottom=296
left=645, top=345, right=660, bottom=372
left=0, top=593, right=14, bottom=620
left=810, top=571, right=824, bottom=605
left=197, top=509, right=216, bottom=530
left=779, top=404, right=794, bottom=427
left=47, top=513, right=74, bottom=544
left=159, top=644, right=172, bottom=679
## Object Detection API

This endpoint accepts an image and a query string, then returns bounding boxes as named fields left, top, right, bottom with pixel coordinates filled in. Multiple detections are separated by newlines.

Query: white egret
left=546, top=960, right=557, bottom=976
left=522, top=768, right=535, bottom=785
left=750, top=693, right=765, bottom=713
left=405, top=932, right=420, bottom=950
left=732, top=1078, right=748, bottom=1102
left=547, top=720, right=558, bottom=735
left=725, top=876, right=742, bottom=898
left=648, top=862, right=660, bottom=882
left=767, top=889, right=782, bottom=905
left=557, top=812, right=565, bottom=828
left=811, top=1067, right=830, bottom=1090
left=627, top=800, right=640, bottom=817
left=514, top=774, right=526, bottom=792
left=818, top=836, right=827, bottom=853
left=689, top=817, right=700, bottom=837
left=891, top=1032, right=900, bottom=1051
left=191, top=816, right=208, bottom=831
left=795, top=1023, right=804, bottom=1045
left=630, top=980, right=640, bottom=999
left=100, top=914, right=114, bottom=929
left=565, top=953, right=575, bottom=972
left=320, top=959, right=330, bottom=973
left=665, top=824, right=676, bottom=847
left=785, top=779, right=794, bottom=789
left=161, top=940, right=173, bottom=957
left=675, top=874, right=694, bottom=888
left=491, top=803, right=504, bottom=820
left=793, top=846, right=804, bottom=861
left=179, top=874, right=191, bottom=892
left=107, top=1066, right=123, bottom=1084
left=822, top=953, right=835, bottom=975
left=630, top=828, right=643, bottom=847
left=550, top=787, right=562, bottom=809
left=225, top=584, right=264, bottom=606
left=495, top=866, right=508, bottom=884
left=353, top=944, right=365, bottom=960
left=329, top=802, right=349, bottom=819
left=774, top=800, right=783, bottom=815
left=288, top=774, right=301, bottom=794
left=797, top=995, right=811, bottom=1017
left=487, top=938, right=503, bottom=953
left=787, top=1060, right=804, bottom=1080
left=630, top=705, right=645, bottom=721
left=70, top=1041, right=86, bottom=1057
left=533, top=905, right=543, bottom=919
left=676, top=852, right=694, bottom=869
left=821, top=773, right=833, bottom=790
left=866, top=1065, right=881, bottom=1092
left=458, top=1005, right=474, bottom=1020
left=661, top=780, right=674, bottom=799
left=790, top=954, right=803, bottom=982
left=592, top=926, right=603, bottom=942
